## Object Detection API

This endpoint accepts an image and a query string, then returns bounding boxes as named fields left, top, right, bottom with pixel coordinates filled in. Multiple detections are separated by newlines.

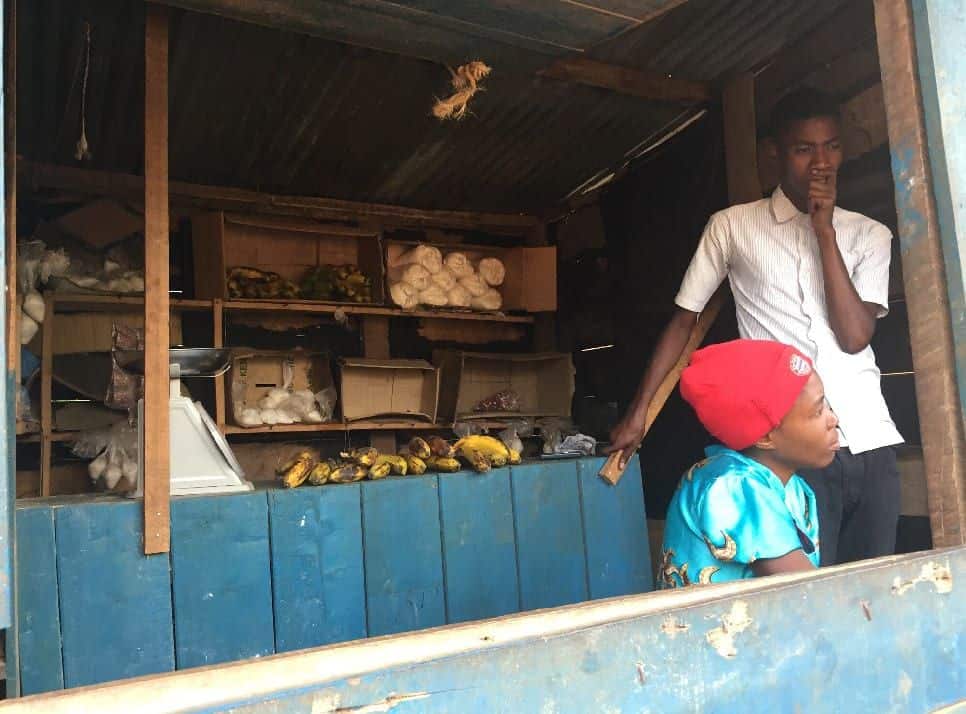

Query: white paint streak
left=347, top=678, right=361, bottom=687
left=897, top=671, right=913, bottom=699
left=326, top=692, right=431, bottom=713
left=661, top=615, right=689, bottom=638
left=310, top=692, right=342, bottom=713
left=705, top=601, right=753, bottom=659
left=891, top=561, right=953, bottom=595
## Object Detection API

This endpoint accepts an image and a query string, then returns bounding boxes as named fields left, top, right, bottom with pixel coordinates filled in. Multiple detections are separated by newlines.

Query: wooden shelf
left=17, top=431, right=84, bottom=444
left=222, top=300, right=535, bottom=324
left=221, top=420, right=452, bottom=435
left=48, top=293, right=212, bottom=312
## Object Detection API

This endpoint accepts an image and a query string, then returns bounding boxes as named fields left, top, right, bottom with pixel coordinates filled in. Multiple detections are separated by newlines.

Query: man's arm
left=607, top=307, right=697, bottom=461
left=810, top=168, right=879, bottom=354
left=751, top=549, right=816, bottom=577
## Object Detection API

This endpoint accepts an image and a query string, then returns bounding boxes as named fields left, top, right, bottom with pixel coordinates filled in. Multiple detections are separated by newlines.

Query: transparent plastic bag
left=473, top=389, right=521, bottom=413
left=314, top=387, right=338, bottom=422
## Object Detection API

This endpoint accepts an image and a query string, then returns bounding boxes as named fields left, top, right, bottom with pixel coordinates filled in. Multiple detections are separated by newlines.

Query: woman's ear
left=754, top=430, right=778, bottom=452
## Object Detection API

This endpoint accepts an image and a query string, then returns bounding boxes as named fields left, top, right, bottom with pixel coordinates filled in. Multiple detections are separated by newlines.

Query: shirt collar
left=770, top=185, right=803, bottom=224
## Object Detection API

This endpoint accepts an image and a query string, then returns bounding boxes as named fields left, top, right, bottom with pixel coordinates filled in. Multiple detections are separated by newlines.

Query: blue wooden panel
left=577, top=454, right=654, bottom=599
left=438, top=468, right=519, bottom=623
left=510, top=461, right=588, bottom=610
left=362, top=475, right=445, bottom=637
left=268, top=486, right=367, bottom=652
left=55, top=499, right=175, bottom=688
left=15, top=505, right=64, bottom=694
left=170, top=492, right=275, bottom=669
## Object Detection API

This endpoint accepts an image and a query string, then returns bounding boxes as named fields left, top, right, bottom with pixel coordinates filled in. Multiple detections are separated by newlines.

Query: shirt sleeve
left=852, top=223, right=893, bottom=318
left=675, top=211, right=731, bottom=313
left=695, top=474, right=804, bottom=565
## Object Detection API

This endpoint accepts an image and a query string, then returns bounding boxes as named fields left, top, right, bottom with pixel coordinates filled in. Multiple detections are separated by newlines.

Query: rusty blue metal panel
left=911, top=0, right=966, bottom=414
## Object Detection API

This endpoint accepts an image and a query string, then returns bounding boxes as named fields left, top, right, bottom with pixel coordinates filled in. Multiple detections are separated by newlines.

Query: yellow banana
left=508, top=449, right=522, bottom=465
left=374, top=454, right=408, bottom=476
left=408, top=437, right=432, bottom=460
left=454, top=435, right=510, bottom=462
left=404, top=454, right=427, bottom=475
left=330, top=463, right=367, bottom=483
left=457, top=446, right=491, bottom=473
left=341, top=446, right=379, bottom=467
left=368, top=461, right=392, bottom=480
left=307, top=459, right=335, bottom=486
left=277, top=452, right=313, bottom=488
left=428, top=435, right=456, bottom=458
left=426, top=456, right=461, bottom=473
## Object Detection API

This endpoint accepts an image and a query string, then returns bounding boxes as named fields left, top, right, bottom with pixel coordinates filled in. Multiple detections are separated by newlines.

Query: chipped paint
left=891, top=561, right=953, bottom=595
left=661, top=616, right=689, bottom=638
left=635, top=661, right=646, bottom=685
left=705, top=601, right=752, bottom=659
left=860, top=600, right=872, bottom=621
left=897, top=671, right=913, bottom=699
left=331, top=692, right=431, bottom=713
left=310, top=692, right=343, bottom=713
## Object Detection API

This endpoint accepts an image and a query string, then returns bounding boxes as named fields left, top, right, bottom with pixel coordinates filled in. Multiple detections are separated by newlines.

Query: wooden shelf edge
left=222, top=300, right=536, bottom=324
left=221, top=420, right=452, bottom=435
left=48, top=293, right=212, bottom=311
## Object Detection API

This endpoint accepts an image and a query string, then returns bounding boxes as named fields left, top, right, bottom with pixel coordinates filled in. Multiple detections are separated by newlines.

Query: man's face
left=769, top=372, right=840, bottom=471
left=775, top=116, right=843, bottom=206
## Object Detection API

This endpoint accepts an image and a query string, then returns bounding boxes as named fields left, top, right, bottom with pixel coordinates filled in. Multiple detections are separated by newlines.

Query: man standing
left=608, top=88, right=903, bottom=565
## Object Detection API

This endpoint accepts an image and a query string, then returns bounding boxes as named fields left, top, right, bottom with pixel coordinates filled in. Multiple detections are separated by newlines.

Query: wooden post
left=39, top=295, right=53, bottom=497
left=213, top=299, right=226, bottom=425
left=874, top=0, right=966, bottom=546
left=642, top=74, right=760, bottom=434
left=143, top=4, right=170, bottom=555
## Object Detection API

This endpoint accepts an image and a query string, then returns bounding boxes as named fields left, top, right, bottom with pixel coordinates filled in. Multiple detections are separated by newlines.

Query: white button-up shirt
left=675, top=186, right=903, bottom=454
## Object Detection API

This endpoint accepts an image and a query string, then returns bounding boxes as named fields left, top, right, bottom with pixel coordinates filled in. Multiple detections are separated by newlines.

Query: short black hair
left=769, top=88, right=841, bottom=139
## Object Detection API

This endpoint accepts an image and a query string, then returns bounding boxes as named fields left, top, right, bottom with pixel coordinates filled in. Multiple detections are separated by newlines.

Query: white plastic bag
left=478, top=257, right=506, bottom=286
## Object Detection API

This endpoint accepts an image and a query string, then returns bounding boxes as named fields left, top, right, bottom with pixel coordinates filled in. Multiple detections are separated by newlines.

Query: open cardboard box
left=228, top=350, right=336, bottom=427
left=193, top=212, right=384, bottom=304
left=385, top=240, right=556, bottom=312
left=434, top=351, right=574, bottom=421
left=339, top=358, right=439, bottom=422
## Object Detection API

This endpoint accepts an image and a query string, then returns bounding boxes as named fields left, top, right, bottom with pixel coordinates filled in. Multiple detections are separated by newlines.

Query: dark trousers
left=799, top=446, right=900, bottom=566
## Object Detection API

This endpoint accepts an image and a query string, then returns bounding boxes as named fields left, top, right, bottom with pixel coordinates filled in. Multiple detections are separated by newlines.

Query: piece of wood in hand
left=598, top=451, right=627, bottom=485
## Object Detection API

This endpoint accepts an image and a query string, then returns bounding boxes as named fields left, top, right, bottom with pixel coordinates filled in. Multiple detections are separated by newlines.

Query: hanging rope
left=432, top=61, right=491, bottom=121
left=74, top=21, right=92, bottom=161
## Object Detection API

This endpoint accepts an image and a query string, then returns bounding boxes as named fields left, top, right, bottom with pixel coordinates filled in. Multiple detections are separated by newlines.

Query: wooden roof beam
left=539, top=57, right=711, bottom=104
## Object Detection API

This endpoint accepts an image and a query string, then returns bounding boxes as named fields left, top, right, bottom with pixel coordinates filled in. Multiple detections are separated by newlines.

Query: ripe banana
left=404, top=454, right=427, bottom=475
left=368, top=461, right=392, bottom=480
left=408, top=437, right=431, bottom=460
left=454, top=435, right=510, bottom=461
left=426, top=456, right=461, bottom=473
left=277, top=451, right=314, bottom=488
left=330, top=463, right=368, bottom=483
left=428, top=435, right=456, bottom=458
left=457, top=447, right=491, bottom=473
left=508, top=448, right=522, bottom=465
left=307, top=459, right=336, bottom=486
left=374, top=454, right=408, bottom=476
left=341, top=446, right=379, bottom=467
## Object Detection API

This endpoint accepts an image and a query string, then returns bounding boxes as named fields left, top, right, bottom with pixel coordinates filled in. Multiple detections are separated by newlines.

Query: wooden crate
left=192, top=212, right=385, bottom=304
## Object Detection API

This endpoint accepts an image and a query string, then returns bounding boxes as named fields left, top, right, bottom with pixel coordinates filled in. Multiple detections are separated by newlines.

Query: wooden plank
left=438, top=468, right=520, bottom=623
left=875, top=0, right=966, bottom=546
left=361, top=475, right=446, bottom=636
left=268, top=486, right=367, bottom=652
left=577, top=454, right=653, bottom=599
left=540, top=57, right=711, bottom=103
left=213, top=299, right=225, bottom=426
left=38, top=294, right=54, bottom=496
left=143, top=4, right=170, bottom=555
left=15, top=505, right=64, bottom=695
left=510, top=461, right=588, bottom=610
left=55, top=500, right=175, bottom=688
left=221, top=421, right=453, bottom=435
left=4, top=547, right=964, bottom=713
left=19, top=162, right=540, bottom=235
left=223, top=300, right=535, bottom=324
left=362, top=315, right=390, bottom=360
left=170, top=492, right=275, bottom=668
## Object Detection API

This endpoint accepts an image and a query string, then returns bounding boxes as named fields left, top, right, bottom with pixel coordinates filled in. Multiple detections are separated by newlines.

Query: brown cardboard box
left=228, top=351, right=335, bottom=426
left=435, top=351, right=574, bottom=420
left=339, top=358, right=439, bottom=422
left=192, top=212, right=385, bottom=303
left=51, top=312, right=183, bottom=354
left=56, top=199, right=143, bottom=248
left=386, top=240, right=556, bottom=312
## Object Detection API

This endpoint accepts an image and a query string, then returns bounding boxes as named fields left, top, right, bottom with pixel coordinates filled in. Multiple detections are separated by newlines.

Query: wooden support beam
left=143, top=4, right=170, bottom=556
left=18, top=162, right=539, bottom=236
left=874, top=0, right=966, bottom=547
left=39, top=295, right=53, bottom=497
left=539, top=57, right=711, bottom=104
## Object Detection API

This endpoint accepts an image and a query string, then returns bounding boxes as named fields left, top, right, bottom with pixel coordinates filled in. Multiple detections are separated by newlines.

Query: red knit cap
left=680, top=339, right=814, bottom=450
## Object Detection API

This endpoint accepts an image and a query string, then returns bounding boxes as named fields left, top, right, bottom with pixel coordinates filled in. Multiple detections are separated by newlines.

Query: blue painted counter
left=13, top=456, right=651, bottom=694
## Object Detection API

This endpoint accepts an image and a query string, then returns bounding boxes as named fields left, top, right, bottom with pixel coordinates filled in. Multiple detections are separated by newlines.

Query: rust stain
left=333, top=692, right=432, bottom=713
left=860, top=600, right=872, bottom=621
left=661, top=615, right=690, bottom=638
left=891, top=561, right=953, bottom=596
left=705, top=601, right=753, bottom=659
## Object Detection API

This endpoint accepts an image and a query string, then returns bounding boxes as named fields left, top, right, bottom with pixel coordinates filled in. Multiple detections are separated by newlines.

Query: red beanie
left=680, top=339, right=814, bottom=450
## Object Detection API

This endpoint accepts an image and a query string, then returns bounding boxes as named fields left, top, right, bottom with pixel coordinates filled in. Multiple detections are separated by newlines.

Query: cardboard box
left=435, top=351, right=574, bottom=420
left=192, top=212, right=385, bottom=303
left=386, top=240, right=556, bottom=312
left=228, top=351, right=336, bottom=426
left=339, top=358, right=439, bottom=422
left=50, top=312, right=183, bottom=354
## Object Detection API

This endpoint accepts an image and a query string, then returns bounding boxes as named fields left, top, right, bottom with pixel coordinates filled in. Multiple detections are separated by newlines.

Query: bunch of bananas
left=227, top=266, right=300, bottom=299
left=454, top=435, right=522, bottom=473
left=408, top=436, right=458, bottom=473
left=300, top=264, right=373, bottom=303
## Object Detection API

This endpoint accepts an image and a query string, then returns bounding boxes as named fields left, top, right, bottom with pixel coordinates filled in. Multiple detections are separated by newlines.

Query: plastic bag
left=473, top=389, right=520, bottom=413
left=73, top=421, right=139, bottom=492
left=497, top=418, right=533, bottom=454
left=558, top=434, right=597, bottom=455
left=314, top=387, right=338, bottom=422
left=17, top=241, right=46, bottom=293
left=537, top=417, right=576, bottom=455
left=453, top=420, right=486, bottom=438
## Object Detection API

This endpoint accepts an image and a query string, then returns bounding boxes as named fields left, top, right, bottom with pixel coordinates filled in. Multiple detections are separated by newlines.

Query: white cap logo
left=789, top=354, right=811, bottom=377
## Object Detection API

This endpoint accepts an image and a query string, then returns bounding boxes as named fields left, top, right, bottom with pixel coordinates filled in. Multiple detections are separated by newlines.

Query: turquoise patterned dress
left=659, top=445, right=820, bottom=588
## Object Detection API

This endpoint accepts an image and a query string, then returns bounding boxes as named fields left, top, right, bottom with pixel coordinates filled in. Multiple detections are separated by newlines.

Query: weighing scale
left=119, top=347, right=253, bottom=497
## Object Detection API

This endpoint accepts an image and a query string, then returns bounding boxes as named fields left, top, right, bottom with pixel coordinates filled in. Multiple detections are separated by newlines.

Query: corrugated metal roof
left=18, top=0, right=851, bottom=213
